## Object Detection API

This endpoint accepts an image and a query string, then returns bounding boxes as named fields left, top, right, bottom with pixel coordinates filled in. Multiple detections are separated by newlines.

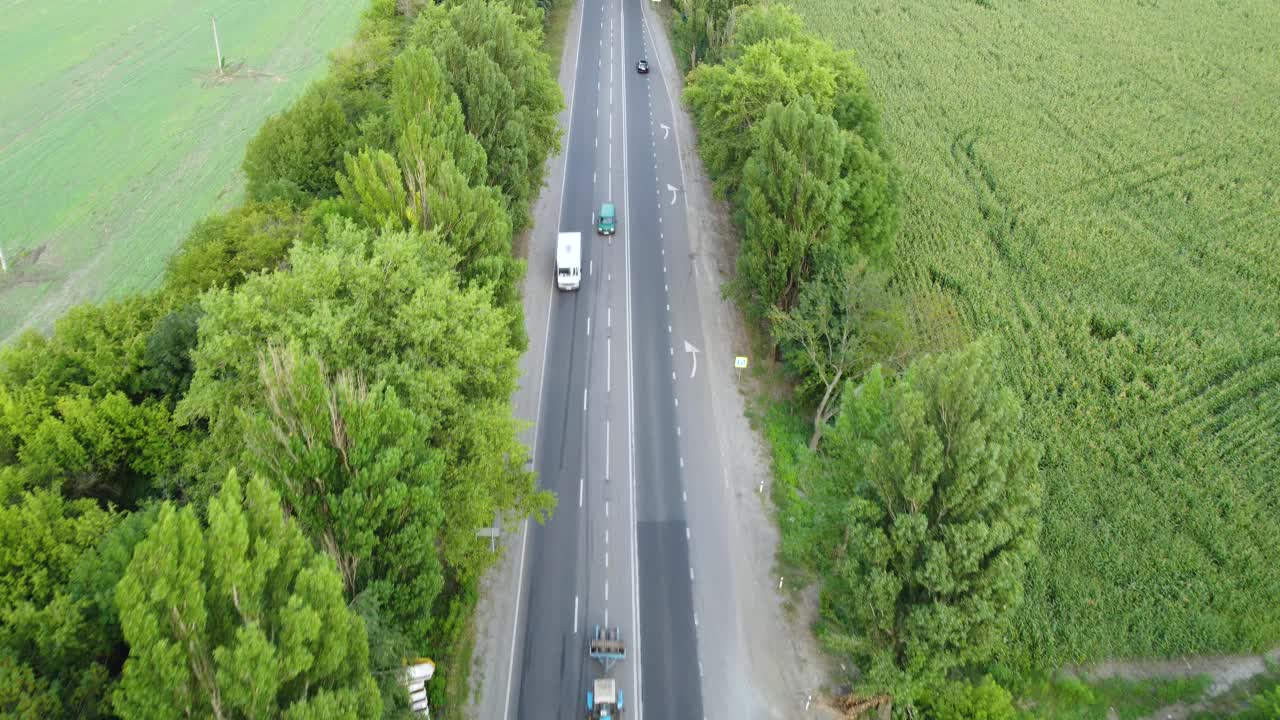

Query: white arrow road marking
left=667, top=183, right=680, bottom=206
left=660, top=122, right=670, bottom=140
left=684, top=340, right=700, bottom=378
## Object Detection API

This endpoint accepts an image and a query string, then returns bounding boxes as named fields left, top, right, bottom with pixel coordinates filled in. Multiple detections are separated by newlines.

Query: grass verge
left=1017, top=674, right=1211, bottom=720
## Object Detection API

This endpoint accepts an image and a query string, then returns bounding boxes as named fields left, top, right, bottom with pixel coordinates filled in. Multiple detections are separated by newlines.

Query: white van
left=556, top=232, right=581, bottom=290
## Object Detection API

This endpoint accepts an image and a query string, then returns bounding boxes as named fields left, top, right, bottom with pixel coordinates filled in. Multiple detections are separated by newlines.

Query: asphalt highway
left=508, top=0, right=705, bottom=716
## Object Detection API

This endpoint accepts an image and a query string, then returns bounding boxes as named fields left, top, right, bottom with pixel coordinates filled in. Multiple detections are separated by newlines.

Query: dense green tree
left=0, top=652, right=61, bottom=717
left=920, top=676, right=1017, bottom=720
left=164, top=201, right=320, bottom=299
left=16, top=392, right=185, bottom=505
left=348, top=592, right=418, bottom=720
left=243, top=82, right=357, bottom=202
left=113, top=472, right=381, bottom=719
left=388, top=49, right=487, bottom=187
left=177, top=221, right=550, bottom=576
left=334, top=47, right=524, bottom=340
left=410, top=0, right=562, bottom=229
left=818, top=343, right=1042, bottom=703
left=0, top=295, right=186, bottom=503
left=336, top=148, right=409, bottom=230
left=396, top=122, right=522, bottom=322
left=242, top=346, right=445, bottom=641
left=724, top=1, right=802, bottom=58
left=0, top=295, right=164, bottom=407
left=440, top=0, right=545, bottom=33
left=685, top=35, right=869, bottom=197
left=328, top=0, right=406, bottom=106
left=838, top=128, right=897, bottom=266
left=769, top=256, right=908, bottom=449
left=140, top=303, right=204, bottom=402
left=0, top=489, right=119, bottom=718
left=735, top=97, right=849, bottom=318
left=671, top=0, right=738, bottom=67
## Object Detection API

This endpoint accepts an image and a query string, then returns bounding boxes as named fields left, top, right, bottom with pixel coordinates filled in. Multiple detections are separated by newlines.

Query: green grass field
left=0, top=0, right=364, bottom=341
left=784, top=0, right=1280, bottom=666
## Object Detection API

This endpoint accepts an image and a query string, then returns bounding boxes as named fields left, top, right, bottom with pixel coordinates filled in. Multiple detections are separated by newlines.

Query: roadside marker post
left=734, top=355, right=748, bottom=385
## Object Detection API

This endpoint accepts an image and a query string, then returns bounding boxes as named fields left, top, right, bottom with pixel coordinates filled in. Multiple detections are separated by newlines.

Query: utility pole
left=0, top=246, right=8, bottom=273
left=211, top=17, right=224, bottom=73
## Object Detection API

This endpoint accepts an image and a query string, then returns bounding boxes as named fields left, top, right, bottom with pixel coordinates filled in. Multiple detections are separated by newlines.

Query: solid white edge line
left=502, top=0, right=589, bottom=711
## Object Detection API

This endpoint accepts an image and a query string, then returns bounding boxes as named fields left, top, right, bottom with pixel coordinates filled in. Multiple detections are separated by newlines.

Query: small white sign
left=734, top=356, right=748, bottom=369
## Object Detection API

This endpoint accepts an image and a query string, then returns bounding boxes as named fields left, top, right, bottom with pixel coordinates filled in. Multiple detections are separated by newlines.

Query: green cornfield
left=0, top=0, right=364, bottom=342
left=786, top=0, right=1280, bottom=666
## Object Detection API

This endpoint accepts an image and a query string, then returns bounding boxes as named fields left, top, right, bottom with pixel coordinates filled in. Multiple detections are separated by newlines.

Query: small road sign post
left=734, top=355, right=748, bottom=384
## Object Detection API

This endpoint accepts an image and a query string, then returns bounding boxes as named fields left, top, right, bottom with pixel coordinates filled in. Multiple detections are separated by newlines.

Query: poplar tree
left=736, top=97, right=849, bottom=320
left=243, top=346, right=446, bottom=641
left=177, top=222, right=550, bottom=579
left=113, top=472, right=381, bottom=719
left=410, top=0, right=562, bottom=229
left=819, top=343, right=1042, bottom=701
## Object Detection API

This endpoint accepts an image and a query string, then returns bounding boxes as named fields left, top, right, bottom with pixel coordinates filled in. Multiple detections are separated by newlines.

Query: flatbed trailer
left=588, top=625, right=625, bottom=671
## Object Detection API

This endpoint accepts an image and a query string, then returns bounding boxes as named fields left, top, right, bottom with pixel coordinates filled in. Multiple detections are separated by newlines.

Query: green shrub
left=921, top=676, right=1016, bottom=720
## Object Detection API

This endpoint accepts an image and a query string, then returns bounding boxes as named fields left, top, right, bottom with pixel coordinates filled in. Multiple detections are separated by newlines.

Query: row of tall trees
left=684, top=3, right=1042, bottom=716
left=0, top=0, right=562, bottom=716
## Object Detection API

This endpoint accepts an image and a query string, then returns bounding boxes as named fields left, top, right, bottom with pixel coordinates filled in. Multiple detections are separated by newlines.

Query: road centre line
left=584, top=388, right=588, bottom=411
left=580, top=476, right=584, bottom=507
left=575, top=595, right=579, bottom=634
left=620, top=0, right=643, bottom=714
